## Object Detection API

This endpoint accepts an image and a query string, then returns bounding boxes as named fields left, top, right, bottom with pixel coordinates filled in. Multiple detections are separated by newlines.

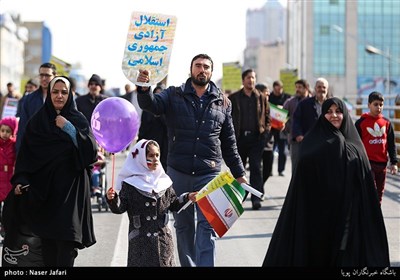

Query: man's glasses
left=39, top=73, right=53, bottom=78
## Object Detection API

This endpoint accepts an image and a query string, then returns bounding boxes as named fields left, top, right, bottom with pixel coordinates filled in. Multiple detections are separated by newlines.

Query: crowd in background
left=0, top=56, right=398, bottom=267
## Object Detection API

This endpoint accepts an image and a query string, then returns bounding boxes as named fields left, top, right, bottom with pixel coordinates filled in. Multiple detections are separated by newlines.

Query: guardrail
left=344, top=94, right=400, bottom=167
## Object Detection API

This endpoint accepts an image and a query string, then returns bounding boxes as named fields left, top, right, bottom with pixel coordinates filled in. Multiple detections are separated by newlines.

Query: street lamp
left=365, top=44, right=400, bottom=147
left=365, top=44, right=392, bottom=96
left=331, top=24, right=358, bottom=41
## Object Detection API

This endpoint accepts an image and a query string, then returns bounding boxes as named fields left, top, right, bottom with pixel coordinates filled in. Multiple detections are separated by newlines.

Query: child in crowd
left=355, top=91, right=398, bottom=204
left=91, top=146, right=106, bottom=197
left=0, top=117, right=18, bottom=240
left=106, top=139, right=197, bottom=267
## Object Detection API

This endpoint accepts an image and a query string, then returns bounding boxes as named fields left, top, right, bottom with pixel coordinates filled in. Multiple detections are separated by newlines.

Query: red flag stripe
left=197, top=197, right=228, bottom=237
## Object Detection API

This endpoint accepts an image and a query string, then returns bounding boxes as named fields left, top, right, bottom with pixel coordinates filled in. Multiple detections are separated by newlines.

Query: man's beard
left=191, top=73, right=211, bottom=86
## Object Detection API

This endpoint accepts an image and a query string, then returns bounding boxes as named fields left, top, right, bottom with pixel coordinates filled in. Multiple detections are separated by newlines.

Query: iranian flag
left=269, top=103, right=288, bottom=129
left=196, top=171, right=246, bottom=238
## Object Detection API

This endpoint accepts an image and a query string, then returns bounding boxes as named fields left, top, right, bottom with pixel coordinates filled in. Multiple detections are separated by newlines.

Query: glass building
left=287, top=0, right=400, bottom=109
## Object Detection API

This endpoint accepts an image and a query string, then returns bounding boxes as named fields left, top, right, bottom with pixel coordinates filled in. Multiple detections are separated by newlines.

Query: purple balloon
left=91, top=97, right=139, bottom=153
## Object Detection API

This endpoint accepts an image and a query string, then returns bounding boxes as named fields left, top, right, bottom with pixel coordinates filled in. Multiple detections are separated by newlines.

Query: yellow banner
left=280, top=69, right=298, bottom=96
left=195, top=171, right=235, bottom=200
left=222, top=62, right=242, bottom=92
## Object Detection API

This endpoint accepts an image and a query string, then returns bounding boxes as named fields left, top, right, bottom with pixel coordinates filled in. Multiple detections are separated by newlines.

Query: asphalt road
left=74, top=152, right=399, bottom=268
left=0, top=151, right=397, bottom=271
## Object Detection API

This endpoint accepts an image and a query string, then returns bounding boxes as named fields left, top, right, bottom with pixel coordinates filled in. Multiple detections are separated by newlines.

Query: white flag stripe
left=270, top=107, right=288, bottom=122
left=207, top=188, right=241, bottom=229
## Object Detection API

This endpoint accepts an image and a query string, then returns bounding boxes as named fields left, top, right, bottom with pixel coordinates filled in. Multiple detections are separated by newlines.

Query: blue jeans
left=272, top=131, right=288, bottom=173
left=92, top=170, right=100, bottom=187
left=169, top=167, right=218, bottom=267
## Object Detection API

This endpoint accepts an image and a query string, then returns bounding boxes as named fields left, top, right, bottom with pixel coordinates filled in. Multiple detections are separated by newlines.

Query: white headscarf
left=115, top=139, right=172, bottom=193
left=50, top=76, right=70, bottom=92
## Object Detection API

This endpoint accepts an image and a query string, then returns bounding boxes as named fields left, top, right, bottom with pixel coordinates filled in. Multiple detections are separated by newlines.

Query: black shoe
left=252, top=201, right=261, bottom=210
left=278, top=172, right=285, bottom=177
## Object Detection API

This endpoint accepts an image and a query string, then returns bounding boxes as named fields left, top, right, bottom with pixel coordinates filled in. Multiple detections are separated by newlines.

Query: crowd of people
left=0, top=54, right=398, bottom=268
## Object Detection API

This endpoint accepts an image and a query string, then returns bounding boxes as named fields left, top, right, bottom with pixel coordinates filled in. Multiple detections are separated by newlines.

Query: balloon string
left=111, top=153, right=116, bottom=191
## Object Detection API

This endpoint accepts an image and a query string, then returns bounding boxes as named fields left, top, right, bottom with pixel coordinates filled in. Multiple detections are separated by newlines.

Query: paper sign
left=121, top=12, right=177, bottom=87
left=2, top=98, right=18, bottom=119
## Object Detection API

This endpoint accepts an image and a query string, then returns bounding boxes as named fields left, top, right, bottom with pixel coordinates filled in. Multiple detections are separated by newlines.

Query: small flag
left=269, top=103, right=288, bottom=129
left=196, top=171, right=246, bottom=237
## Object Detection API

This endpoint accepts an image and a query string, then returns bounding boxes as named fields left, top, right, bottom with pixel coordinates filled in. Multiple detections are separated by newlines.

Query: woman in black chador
left=263, top=97, right=389, bottom=267
left=2, top=76, right=97, bottom=267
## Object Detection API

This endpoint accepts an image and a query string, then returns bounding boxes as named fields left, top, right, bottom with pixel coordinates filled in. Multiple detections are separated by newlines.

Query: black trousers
left=237, top=133, right=266, bottom=203
left=272, top=130, right=288, bottom=173
left=262, top=150, right=274, bottom=185
left=41, top=239, right=78, bottom=267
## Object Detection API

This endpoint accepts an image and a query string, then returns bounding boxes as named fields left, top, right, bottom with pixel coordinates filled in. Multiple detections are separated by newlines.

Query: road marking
left=111, top=214, right=129, bottom=266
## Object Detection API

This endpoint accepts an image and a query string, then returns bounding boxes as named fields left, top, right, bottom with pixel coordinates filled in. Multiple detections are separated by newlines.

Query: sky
left=2, top=0, right=286, bottom=91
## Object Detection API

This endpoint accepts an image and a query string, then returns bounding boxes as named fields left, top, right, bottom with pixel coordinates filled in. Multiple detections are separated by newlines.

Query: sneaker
left=278, top=172, right=285, bottom=177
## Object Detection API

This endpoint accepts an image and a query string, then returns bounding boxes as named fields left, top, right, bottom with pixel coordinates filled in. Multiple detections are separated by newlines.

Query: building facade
left=244, top=0, right=288, bottom=85
left=0, top=13, right=28, bottom=93
left=22, top=21, right=52, bottom=81
left=287, top=0, right=400, bottom=104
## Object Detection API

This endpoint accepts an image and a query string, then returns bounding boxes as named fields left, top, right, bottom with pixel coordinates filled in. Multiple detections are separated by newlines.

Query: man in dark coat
left=16, top=63, right=57, bottom=153
left=136, top=54, right=247, bottom=267
left=75, top=74, right=107, bottom=125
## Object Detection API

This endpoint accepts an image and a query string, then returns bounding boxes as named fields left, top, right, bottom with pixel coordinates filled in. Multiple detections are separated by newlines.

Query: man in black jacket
left=229, top=69, right=271, bottom=210
left=136, top=54, right=247, bottom=267
left=75, top=74, right=107, bottom=125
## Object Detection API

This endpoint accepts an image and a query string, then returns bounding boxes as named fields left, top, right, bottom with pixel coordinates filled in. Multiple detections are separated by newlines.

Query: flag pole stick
left=177, top=200, right=192, bottom=214
left=241, top=183, right=263, bottom=199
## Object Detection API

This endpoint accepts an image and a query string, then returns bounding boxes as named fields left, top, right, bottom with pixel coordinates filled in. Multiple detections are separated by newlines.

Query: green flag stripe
left=230, top=180, right=246, bottom=198
left=222, top=184, right=244, bottom=214
left=269, top=102, right=288, bottom=115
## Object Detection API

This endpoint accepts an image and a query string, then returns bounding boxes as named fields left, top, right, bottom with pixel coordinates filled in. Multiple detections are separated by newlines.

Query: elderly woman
left=2, top=76, right=98, bottom=267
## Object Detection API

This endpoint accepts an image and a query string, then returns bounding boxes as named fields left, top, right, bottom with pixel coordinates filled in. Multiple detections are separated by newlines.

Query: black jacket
left=137, top=79, right=245, bottom=178
left=229, top=88, right=271, bottom=139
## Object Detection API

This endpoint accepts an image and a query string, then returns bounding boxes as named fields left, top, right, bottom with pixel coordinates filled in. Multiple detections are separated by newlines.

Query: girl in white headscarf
left=106, top=139, right=196, bottom=267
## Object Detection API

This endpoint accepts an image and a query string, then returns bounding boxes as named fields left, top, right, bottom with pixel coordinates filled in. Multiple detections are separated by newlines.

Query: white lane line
left=111, top=214, right=129, bottom=266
